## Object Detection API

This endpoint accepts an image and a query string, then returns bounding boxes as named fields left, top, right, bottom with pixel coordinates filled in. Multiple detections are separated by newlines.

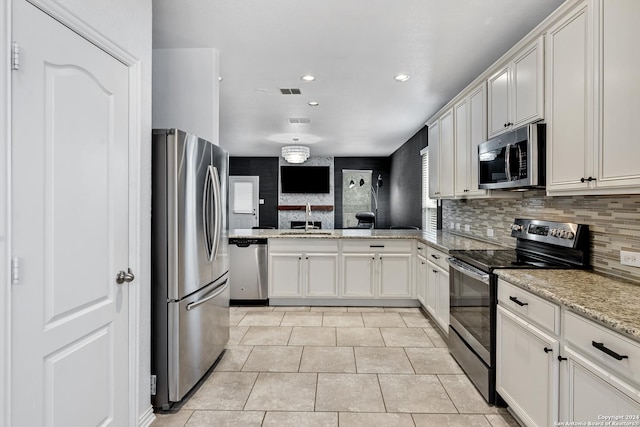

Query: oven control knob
left=550, top=229, right=559, bottom=237
left=566, top=231, right=575, bottom=240
left=510, top=224, right=523, bottom=232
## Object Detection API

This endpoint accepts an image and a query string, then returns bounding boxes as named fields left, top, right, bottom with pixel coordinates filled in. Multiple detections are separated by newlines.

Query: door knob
left=116, top=268, right=135, bottom=284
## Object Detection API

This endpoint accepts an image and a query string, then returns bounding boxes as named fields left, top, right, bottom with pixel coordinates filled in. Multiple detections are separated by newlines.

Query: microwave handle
left=505, top=144, right=512, bottom=181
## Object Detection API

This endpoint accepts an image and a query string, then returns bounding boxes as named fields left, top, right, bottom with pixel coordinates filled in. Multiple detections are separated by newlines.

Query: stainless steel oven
left=447, top=218, right=590, bottom=405
left=447, top=257, right=496, bottom=403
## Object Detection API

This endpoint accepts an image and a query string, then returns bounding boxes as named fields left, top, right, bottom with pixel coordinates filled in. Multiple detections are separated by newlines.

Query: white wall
left=153, top=48, right=220, bottom=144
left=1, top=0, right=153, bottom=425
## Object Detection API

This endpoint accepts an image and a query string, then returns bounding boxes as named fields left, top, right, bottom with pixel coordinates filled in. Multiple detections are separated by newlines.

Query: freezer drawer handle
left=592, top=341, right=629, bottom=361
left=186, top=279, right=229, bottom=311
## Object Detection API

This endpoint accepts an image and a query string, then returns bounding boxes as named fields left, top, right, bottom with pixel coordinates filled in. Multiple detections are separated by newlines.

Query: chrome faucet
left=305, top=202, right=312, bottom=231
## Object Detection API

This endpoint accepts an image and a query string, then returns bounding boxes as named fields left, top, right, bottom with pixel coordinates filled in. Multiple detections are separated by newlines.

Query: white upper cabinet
left=454, top=84, right=489, bottom=198
left=488, top=36, right=544, bottom=138
left=546, top=0, right=640, bottom=195
left=428, top=108, right=455, bottom=199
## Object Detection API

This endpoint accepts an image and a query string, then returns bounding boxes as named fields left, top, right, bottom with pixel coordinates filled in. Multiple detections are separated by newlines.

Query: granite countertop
left=496, top=269, right=640, bottom=343
left=229, top=229, right=504, bottom=253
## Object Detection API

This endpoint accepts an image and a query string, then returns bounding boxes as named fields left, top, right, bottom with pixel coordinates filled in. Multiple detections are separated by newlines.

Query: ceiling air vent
left=280, top=88, right=302, bottom=95
left=287, top=118, right=311, bottom=124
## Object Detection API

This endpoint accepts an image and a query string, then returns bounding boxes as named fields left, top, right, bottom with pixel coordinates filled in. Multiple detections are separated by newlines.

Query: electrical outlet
left=464, top=224, right=470, bottom=232
left=455, top=223, right=461, bottom=231
left=620, top=250, right=640, bottom=267
left=487, top=228, right=494, bottom=237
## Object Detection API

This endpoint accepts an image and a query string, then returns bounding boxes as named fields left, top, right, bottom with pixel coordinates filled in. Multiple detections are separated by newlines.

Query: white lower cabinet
left=561, top=347, right=640, bottom=423
left=497, top=279, right=640, bottom=427
left=416, top=251, right=427, bottom=307
left=342, top=240, right=413, bottom=299
left=269, top=239, right=339, bottom=298
left=426, top=258, right=449, bottom=333
left=560, top=310, right=640, bottom=423
left=269, top=238, right=414, bottom=302
left=497, top=305, right=559, bottom=427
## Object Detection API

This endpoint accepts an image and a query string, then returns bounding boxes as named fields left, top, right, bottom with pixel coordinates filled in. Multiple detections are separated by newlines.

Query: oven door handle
left=446, top=258, right=490, bottom=284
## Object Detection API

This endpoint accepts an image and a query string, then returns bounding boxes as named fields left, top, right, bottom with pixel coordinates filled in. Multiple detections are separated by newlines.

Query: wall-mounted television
left=280, top=166, right=330, bottom=193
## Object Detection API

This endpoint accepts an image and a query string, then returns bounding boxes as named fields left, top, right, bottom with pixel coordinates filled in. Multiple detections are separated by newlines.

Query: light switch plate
left=464, top=225, right=470, bottom=232
left=486, top=228, right=494, bottom=237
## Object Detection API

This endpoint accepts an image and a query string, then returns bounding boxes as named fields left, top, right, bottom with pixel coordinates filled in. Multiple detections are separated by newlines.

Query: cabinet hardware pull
left=431, top=254, right=439, bottom=260
left=544, top=347, right=553, bottom=353
left=558, top=356, right=567, bottom=362
left=592, top=341, right=629, bottom=360
left=509, top=296, right=528, bottom=306
left=432, top=269, right=438, bottom=274
left=370, top=245, right=385, bottom=248
left=580, top=177, right=586, bottom=183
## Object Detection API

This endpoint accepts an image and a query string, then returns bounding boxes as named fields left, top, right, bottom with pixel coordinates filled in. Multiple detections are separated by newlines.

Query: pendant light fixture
left=282, top=138, right=310, bottom=164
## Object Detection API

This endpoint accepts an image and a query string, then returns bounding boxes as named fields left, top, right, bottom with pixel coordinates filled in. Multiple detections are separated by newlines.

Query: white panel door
left=305, top=253, right=339, bottom=297
left=379, top=254, right=412, bottom=298
left=11, top=1, right=130, bottom=426
left=229, top=176, right=259, bottom=229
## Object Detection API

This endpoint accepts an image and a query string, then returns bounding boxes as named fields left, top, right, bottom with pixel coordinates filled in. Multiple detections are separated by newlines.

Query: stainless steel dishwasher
left=229, top=237, right=268, bottom=304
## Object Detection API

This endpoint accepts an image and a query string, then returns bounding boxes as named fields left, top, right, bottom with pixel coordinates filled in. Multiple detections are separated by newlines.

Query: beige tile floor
left=152, top=306, right=520, bottom=427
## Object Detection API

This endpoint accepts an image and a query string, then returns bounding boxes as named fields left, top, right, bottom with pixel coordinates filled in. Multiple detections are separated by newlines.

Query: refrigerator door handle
left=210, top=165, right=223, bottom=262
left=186, top=278, right=229, bottom=311
left=202, top=166, right=215, bottom=261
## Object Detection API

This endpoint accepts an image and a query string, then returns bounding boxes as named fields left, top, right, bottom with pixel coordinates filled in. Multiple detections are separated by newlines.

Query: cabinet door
left=305, top=253, right=339, bottom=297
left=436, top=267, right=450, bottom=332
left=497, top=306, right=558, bottom=427
left=467, top=84, right=488, bottom=197
left=426, top=261, right=439, bottom=321
left=342, top=253, right=375, bottom=298
left=269, top=253, right=302, bottom=297
left=438, top=109, right=455, bottom=198
left=488, top=65, right=511, bottom=137
left=454, top=98, right=469, bottom=197
left=428, top=121, right=440, bottom=198
left=546, top=3, right=593, bottom=192
left=512, top=37, right=544, bottom=128
left=561, top=347, right=640, bottom=423
left=416, top=254, right=427, bottom=306
left=379, top=254, right=412, bottom=298
left=596, top=0, right=640, bottom=190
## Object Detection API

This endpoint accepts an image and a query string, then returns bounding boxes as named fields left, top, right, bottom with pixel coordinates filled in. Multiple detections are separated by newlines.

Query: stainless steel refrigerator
left=151, top=129, right=230, bottom=410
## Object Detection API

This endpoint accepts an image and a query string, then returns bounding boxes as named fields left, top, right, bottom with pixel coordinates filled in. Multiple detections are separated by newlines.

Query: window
left=421, top=147, right=437, bottom=232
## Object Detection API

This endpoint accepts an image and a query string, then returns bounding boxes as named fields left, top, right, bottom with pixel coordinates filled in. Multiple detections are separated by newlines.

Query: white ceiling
left=153, top=0, right=564, bottom=157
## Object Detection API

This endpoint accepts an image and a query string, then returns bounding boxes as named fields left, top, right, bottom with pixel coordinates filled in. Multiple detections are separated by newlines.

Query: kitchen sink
left=280, top=230, right=333, bottom=236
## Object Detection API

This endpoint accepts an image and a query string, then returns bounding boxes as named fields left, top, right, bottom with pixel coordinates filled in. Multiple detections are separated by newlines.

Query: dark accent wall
left=229, top=157, right=279, bottom=228
left=389, top=126, right=428, bottom=228
left=334, top=158, right=391, bottom=229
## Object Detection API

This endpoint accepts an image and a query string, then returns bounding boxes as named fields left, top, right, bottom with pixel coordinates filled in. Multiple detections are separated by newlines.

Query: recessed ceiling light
left=394, top=74, right=410, bottom=82
left=301, top=75, right=316, bottom=82
left=308, top=101, right=319, bottom=106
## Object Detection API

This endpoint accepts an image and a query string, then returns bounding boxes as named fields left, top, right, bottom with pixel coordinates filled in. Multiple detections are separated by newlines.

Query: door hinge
left=150, top=375, right=157, bottom=395
left=11, top=257, right=20, bottom=284
left=11, top=42, right=20, bottom=71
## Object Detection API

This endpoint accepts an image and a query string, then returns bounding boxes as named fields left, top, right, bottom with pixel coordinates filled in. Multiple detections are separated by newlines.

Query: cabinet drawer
left=342, top=239, right=412, bottom=253
left=565, top=311, right=640, bottom=385
left=269, top=238, right=339, bottom=253
left=498, top=279, right=560, bottom=334
left=426, top=247, right=448, bottom=271
left=416, top=242, right=427, bottom=258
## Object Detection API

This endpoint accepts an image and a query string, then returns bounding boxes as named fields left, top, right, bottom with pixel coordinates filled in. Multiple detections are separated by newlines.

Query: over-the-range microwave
left=478, top=123, right=545, bottom=190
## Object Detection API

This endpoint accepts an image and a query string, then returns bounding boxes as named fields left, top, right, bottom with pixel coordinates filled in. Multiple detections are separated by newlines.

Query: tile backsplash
left=442, top=191, right=640, bottom=285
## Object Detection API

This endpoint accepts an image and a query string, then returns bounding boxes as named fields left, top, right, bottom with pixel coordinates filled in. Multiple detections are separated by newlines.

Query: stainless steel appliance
left=229, top=237, right=268, bottom=304
left=447, top=218, right=589, bottom=404
left=478, top=123, right=545, bottom=190
left=151, top=129, right=230, bottom=410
